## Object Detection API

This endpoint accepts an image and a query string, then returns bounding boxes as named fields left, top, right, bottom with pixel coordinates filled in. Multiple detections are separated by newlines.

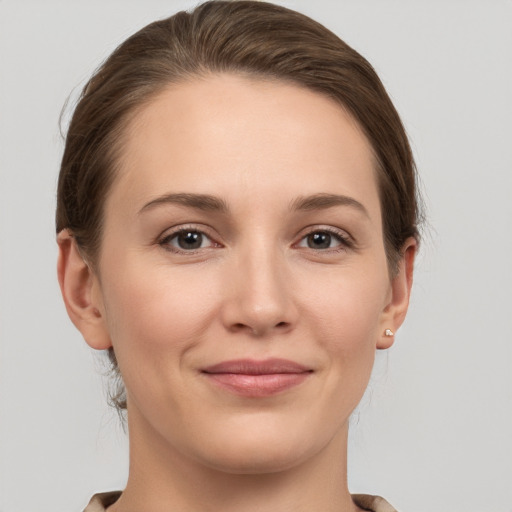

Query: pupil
left=178, top=231, right=202, bottom=249
left=308, top=232, right=331, bottom=249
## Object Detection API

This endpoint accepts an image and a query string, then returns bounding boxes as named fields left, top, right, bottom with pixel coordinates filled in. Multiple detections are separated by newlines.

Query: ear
left=377, top=237, right=417, bottom=349
left=57, top=230, right=112, bottom=350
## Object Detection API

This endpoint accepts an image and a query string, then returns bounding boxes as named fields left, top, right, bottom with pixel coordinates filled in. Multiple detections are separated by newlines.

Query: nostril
left=229, top=321, right=289, bottom=335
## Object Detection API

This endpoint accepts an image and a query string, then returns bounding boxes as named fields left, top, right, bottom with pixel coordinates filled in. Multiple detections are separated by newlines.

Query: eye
left=160, top=228, right=217, bottom=252
left=296, top=228, right=351, bottom=251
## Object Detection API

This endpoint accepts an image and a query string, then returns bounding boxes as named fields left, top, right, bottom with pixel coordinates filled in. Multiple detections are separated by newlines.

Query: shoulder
left=83, top=491, right=121, bottom=512
left=352, top=493, right=398, bottom=512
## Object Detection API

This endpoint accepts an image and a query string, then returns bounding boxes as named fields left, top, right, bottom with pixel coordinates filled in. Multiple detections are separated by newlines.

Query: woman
left=56, top=1, right=419, bottom=511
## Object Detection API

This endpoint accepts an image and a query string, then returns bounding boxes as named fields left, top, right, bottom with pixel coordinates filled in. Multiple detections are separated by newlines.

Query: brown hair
left=57, top=0, right=421, bottom=411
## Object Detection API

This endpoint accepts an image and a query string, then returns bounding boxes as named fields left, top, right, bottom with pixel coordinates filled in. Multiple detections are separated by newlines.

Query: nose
left=220, top=243, right=298, bottom=337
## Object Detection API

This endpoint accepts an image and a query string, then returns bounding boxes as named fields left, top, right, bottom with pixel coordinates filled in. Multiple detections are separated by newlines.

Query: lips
left=201, top=358, right=312, bottom=397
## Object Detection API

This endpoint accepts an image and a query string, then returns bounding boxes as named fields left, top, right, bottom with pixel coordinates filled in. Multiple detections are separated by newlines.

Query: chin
left=189, top=419, right=330, bottom=475
left=200, top=445, right=308, bottom=475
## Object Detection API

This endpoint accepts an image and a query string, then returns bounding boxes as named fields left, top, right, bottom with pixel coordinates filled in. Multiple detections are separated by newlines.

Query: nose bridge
left=223, top=234, right=295, bottom=335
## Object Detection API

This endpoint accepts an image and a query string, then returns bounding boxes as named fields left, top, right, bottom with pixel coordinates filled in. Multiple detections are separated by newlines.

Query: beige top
left=83, top=491, right=398, bottom=512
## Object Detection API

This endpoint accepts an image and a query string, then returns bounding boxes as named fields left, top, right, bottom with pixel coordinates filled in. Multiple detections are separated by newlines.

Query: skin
left=58, top=74, right=415, bottom=512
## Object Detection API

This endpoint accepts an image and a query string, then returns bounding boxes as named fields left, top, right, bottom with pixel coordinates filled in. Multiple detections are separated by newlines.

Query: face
left=90, top=74, right=403, bottom=473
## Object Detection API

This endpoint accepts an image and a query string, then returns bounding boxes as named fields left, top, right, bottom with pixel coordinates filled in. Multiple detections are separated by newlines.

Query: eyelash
left=158, top=225, right=220, bottom=254
left=158, top=225, right=354, bottom=254
left=296, top=226, right=354, bottom=252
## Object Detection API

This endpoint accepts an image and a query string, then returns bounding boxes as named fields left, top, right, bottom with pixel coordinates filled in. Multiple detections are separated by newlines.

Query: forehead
left=108, top=73, right=380, bottom=221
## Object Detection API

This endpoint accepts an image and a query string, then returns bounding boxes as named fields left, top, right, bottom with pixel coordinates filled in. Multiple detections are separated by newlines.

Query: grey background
left=1, top=1, right=511, bottom=511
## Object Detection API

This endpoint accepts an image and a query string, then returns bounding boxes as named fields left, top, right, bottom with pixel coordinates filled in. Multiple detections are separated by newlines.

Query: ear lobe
left=377, top=237, right=417, bottom=350
left=57, top=230, right=112, bottom=350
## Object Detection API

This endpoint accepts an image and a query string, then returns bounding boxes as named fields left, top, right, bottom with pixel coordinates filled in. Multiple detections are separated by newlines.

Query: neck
left=110, top=410, right=361, bottom=512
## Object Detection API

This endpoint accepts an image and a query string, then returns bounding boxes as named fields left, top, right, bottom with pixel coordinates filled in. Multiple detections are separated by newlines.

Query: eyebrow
left=290, top=193, right=369, bottom=217
left=138, top=193, right=229, bottom=215
left=138, top=192, right=368, bottom=217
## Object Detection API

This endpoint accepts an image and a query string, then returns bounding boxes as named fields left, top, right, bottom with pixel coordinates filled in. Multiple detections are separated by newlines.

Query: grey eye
left=306, top=232, right=333, bottom=249
left=175, top=231, right=204, bottom=250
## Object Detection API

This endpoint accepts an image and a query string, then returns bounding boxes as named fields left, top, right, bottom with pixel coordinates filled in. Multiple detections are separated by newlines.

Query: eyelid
left=156, top=223, right=355, bottom=255
left=158, top=224, right=222, bottom=253
left=294, top=225, right=355, bottom=251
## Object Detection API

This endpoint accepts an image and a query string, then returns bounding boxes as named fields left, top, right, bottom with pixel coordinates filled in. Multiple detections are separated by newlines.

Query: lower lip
left=203, top=372, right=311, bottom=397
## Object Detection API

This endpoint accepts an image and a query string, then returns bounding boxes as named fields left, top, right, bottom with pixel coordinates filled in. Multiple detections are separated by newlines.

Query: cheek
left=300, top=264, right=389, bottom=390
left=100, top=258, right=221, bottom=379
left=303, top=265, right=388, bottom=344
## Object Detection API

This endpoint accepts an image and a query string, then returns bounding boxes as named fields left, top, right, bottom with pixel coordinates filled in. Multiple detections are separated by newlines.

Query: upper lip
left=202, top=358, right=312, bottom=375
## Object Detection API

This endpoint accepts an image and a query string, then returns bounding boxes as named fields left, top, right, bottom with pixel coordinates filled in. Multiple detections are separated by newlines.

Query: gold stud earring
left=384, top=329, right=394, bottom=337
